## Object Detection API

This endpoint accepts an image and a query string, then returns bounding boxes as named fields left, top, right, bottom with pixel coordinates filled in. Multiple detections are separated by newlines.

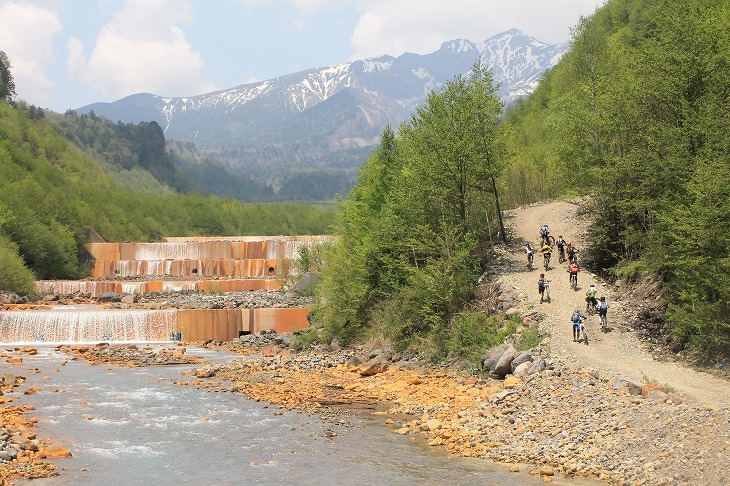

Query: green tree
left=316, top=63, right=506, bottom=355
left=0, top=51, right=16, bottom=102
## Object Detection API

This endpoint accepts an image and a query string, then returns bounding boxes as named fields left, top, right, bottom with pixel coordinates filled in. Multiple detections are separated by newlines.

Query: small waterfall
left=0, top=309, right=179, bottom=343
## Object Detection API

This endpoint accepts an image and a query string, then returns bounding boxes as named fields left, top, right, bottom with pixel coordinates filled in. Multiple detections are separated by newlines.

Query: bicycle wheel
left=545, top=285, right=551, bottom=303
left=544, top=254, right=550, bottom=270
left=581, top=324, right=589, bottom=345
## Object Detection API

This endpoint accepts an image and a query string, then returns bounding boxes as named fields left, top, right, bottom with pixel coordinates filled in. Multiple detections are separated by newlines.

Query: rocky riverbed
left=0, top=348, right=72, bottom=485
left=179, top=331, right=729, bottom=486
left=1, top=334, right=727, bottom=485
left=2, top=288, right=314, bottom=311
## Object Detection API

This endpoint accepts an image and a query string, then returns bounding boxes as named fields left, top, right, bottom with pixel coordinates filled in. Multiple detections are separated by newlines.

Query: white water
left=7, top=347, right=597, bottom=486
left=0, top=310, right=178, bottom=343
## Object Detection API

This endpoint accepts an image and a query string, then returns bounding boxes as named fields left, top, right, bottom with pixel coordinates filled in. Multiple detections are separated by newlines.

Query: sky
left=0, top=0, right=606, bottom=113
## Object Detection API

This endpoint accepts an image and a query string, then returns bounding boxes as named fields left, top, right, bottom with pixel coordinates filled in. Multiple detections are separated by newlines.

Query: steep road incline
left=499, top=201, right=729, bottom=409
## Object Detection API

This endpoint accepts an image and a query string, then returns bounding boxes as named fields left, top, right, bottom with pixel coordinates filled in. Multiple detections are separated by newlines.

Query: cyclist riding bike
left=571, top=309, right=586, bottom=342
left=539, top=224, right=550, bottom=245
left=541, top=243, right=552, bottom=270
left=585, top=284, right=598, bottom=311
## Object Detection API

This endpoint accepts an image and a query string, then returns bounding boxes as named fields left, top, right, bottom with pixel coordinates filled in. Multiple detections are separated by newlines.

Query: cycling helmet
left=540, top=273, right=544, bottom=277
left=600, top=296, right=606, bottom=301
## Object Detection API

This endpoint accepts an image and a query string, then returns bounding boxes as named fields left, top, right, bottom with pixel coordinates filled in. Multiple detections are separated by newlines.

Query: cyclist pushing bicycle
left=598, top=296, right=609, bottom=331
left=556, top=236, right=566, bottom=263
left=525, top=243, right=535, bottom=268
left=567, top=260, right=579, bottom=288
left=571, top=309, right=586, bottom=342
left=538, top=273, right=548, bottom=303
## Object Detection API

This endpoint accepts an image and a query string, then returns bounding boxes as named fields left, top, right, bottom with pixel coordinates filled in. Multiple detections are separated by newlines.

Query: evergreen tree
left=0, top=51, right=16, bottom=102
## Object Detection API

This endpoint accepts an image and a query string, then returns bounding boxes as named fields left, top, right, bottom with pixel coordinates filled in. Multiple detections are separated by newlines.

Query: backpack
left=572, top=312, right=581, bottom=322
left=538, top=278, right=545, bottom=286
left=600, top=301, right=608, bottom=310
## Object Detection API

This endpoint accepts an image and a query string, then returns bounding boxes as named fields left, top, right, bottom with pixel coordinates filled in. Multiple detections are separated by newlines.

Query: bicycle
left=569, top=272, right=578, bottom=289
left=543, top=280, right=551, bottom=303
left=540, top=233, right=556, bottom=247
left=580, top=319, right=589, bottom=345
left=543, top=252, right=551, bottom=271
left=586, top=299, right=597, bottom=315
left=599, top=313, right=608, bottom=333
left=558, top=246, right=566, bottom=264
left=527, top=251, right=534, bottom=270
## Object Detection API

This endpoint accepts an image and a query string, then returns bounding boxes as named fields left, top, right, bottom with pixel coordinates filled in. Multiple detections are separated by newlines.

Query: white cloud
left=0, top=1, right=61, bottom=106
left=69, top=0, right=216, bottom=99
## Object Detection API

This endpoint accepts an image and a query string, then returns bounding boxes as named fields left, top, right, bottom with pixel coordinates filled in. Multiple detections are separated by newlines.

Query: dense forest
left=0, top=88, right=336, bottom=293
left=312, top=0, right=729, bottom=362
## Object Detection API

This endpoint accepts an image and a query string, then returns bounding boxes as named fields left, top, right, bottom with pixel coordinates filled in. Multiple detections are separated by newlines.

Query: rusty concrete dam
left=0, top=235, right=333, bottom=343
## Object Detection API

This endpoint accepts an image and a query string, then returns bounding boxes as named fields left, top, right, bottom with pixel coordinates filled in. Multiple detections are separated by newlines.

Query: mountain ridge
left=77, top=29, right=568, bottom=200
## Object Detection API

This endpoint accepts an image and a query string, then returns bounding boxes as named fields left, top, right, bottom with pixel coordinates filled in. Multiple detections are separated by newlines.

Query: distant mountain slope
left=78, top=29, right=568, bottom=201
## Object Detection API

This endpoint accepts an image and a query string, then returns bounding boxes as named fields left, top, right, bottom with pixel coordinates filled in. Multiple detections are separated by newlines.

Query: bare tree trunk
left=490, top=175, right=507, bottom=244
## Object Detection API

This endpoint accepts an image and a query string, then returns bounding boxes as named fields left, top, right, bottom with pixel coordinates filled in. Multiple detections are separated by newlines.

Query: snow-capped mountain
left=77, top=29, right=568, bottom=200
left=80, top=29, right=566, bottom=148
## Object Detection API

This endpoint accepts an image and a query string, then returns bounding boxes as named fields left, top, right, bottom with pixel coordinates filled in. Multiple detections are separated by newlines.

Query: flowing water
left=7, top=346, right=594, bottom=486
left=0, top=308, right=178, bottom=343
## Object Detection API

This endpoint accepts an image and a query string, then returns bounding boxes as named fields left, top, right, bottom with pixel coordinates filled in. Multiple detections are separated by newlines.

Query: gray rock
left=612, top=377, right=644, bottom=395
left=511, top=351, right=534, bottom=372
left=481, top=343, right=509, bottom=371
left=528, top=358, right=546, bottom=374
left=290, top=272, right=320, bottom=293
left=493, top=345, right=517, bottom=378
left=97, top=292, right=122, bottom=303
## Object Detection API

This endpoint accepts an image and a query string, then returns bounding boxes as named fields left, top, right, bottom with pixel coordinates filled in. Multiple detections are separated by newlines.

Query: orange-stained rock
left=641, top=381, right=668, bottom=398
left=504, top=376, right=522, bottom=389
left=40, top=443, right=73, bottom=459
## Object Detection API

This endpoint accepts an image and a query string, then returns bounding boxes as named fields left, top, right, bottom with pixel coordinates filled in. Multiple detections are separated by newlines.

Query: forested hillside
left=48, top=110, right=200, bottom=195
left=0, top=99, right=336, bottom=294
left=313, top=0, right=729, bottom=362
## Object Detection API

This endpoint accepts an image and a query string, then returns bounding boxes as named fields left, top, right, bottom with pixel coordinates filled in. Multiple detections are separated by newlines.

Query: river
left=7, top=345, right=590, bottom=485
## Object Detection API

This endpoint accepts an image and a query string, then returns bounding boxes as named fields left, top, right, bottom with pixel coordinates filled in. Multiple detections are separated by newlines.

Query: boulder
left=0, top=292, right=23, bottom=304
left=528, top=359, right=547, bottom=374
left=97, top=292, right=121, bottom=303
left=513, top=361, right=532, bottom=378
left=481, top=343, right=509, bottom=371
left=612, top=377, right=644, bottom=396
left=511, top=351, right=533, bottom=372
left=492, top=345, right=517, bottom=378
left=641, top=382, right=669, bottom=398
left=41, top=443, right=73, bottom=458
left=358, top=355, right=389, bottom=376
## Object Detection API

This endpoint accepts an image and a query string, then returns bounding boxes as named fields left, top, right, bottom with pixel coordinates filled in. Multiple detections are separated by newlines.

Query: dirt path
left=500, top=200, right=730, bottom=409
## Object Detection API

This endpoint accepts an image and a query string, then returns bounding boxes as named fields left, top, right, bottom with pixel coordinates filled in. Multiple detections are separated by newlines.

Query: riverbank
left=178, top=334, right=729, bottom=486
left=0, top=348, right=73, bottom=486
left=1, top=339, right=727, bottom=485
